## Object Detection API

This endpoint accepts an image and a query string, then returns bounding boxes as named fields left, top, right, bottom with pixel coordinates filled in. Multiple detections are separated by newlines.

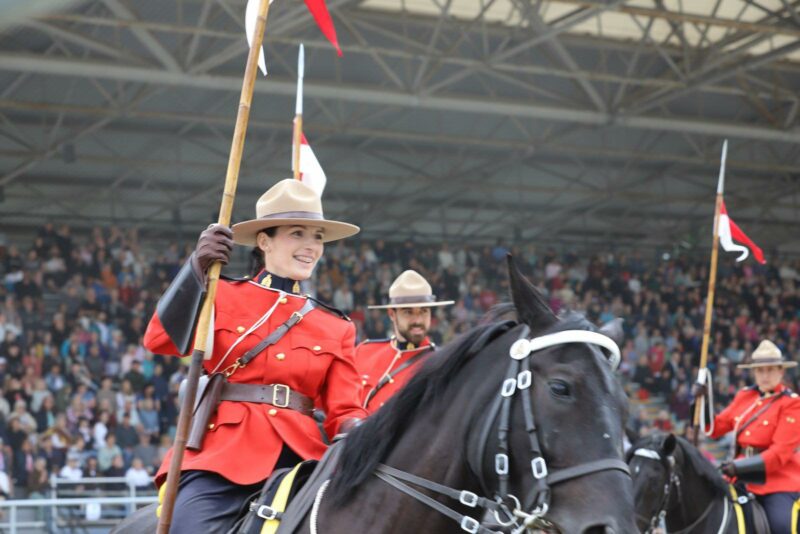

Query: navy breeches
left=757, top=491, right=800, bottom=534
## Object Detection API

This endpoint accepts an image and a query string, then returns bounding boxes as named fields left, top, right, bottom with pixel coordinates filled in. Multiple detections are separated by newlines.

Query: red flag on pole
left=718, top=200, right=766, bottom=264
left=304, top=0, right=342, bottom=56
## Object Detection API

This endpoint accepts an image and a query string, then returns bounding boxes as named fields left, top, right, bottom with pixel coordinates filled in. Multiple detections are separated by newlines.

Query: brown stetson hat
left=737, top=340, right=798, bottom=369
left=232, top=179, right=359, bottom=246
left=369, top=270, right=455, bottom=309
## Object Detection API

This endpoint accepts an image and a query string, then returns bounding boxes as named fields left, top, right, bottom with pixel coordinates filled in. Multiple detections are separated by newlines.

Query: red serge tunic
left=144, top=277, right=367, bottom=487
left=355, top=337, right=433, bottom=413
left=708, top=384, right=800, bottom=494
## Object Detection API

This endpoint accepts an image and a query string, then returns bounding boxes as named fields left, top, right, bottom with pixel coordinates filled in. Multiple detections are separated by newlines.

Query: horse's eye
left=548, top=379, right=571, bottom=397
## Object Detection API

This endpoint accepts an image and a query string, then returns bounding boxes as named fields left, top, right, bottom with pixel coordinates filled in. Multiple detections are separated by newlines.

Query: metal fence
left=0, top=476, right=158, bottom=533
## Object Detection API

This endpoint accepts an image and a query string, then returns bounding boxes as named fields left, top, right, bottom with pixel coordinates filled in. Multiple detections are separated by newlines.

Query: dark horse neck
left=665, top=470, right=730, bottom=534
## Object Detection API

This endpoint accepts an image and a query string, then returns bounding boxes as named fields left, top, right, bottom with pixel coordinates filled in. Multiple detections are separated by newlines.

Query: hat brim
left=232, top=218, right=360, bottom=246
left=368, top=300, right=455, bottom=309
left=737, top=360, right=798, bottom=369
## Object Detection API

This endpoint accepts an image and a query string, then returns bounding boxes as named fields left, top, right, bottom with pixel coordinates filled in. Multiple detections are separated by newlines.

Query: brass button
left=313, top=345, right=321, bottom=351
left=757, top=401, right=763, bottom=406
left=763, top=420, right=769, bottom=425
left=236, top=326, right=245, bottom=334
left=208, top=423, right=215, bottom=429
left=745, top=430, right=751, bottom=436
left=361, top=379, right=367, bottom=386
left=268, top=409, right=278, bottom=416
left=275, top=353, right=286, bottom=361
left=279, top=297, right=288, bottom=304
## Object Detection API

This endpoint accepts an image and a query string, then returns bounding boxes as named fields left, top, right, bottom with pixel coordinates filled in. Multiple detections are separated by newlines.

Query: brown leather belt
left=220, top=383, right=314, bottom=416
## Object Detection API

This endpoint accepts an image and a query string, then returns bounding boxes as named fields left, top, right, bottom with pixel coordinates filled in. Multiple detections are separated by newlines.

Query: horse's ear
left=599, top=318, right=624, bottom=347
left=507, top=254, right=557, bottom=331
left=662, top=433, right=677, bottom=456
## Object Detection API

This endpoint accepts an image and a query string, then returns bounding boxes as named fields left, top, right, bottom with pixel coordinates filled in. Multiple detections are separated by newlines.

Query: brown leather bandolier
left=730, top=390, right=787, bottom=460
left=186, top=299, right=315, bottom=451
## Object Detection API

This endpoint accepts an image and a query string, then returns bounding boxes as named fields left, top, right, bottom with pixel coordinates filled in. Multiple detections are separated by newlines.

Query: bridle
left=633, top=448, right=681, bottom=534
left=374, top=324, right=631, bottom=533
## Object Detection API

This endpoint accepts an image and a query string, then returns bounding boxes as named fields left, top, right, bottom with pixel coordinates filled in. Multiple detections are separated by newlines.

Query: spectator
left=132, top=433, right=157, bottom=474
left=59, top=453, right=82, bottom=482
left=124, top=457, right=151, bottom=488
left=97, top=435, right=122, bottom=473
left=114, top=414, right=139, bottom=454
left=26, top=457, right=49, bottom=498
left=104, top=454, right=125, bottom=478
left=82, top=457, right=100, bottom=478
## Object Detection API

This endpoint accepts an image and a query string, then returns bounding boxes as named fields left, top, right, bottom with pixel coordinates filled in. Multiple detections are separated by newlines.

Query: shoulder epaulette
left=362, top=338, right=391, bottom=344
left=305, top=295, right=351, bottom=321
left=220, top=273, right=252, bottom=283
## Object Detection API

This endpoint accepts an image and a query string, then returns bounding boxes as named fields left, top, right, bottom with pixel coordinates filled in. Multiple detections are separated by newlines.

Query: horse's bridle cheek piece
left=633, top=449, right=680, bottom=534
left=471, top=326, right=630, bottom=531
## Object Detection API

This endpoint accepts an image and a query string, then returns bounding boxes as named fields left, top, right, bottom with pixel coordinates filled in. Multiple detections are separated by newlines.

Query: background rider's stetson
left=737, top=339, right=798, bottom=369
left=368, top=270, right=454, bottom=309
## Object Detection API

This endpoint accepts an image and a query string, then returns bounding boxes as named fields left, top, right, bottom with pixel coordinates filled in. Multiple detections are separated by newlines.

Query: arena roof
left=0, top=0, right=799, bottom=253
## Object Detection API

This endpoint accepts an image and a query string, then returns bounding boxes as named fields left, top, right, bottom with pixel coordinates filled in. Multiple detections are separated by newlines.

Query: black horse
left=628, top=432, right=750, bottom=534
left=115, top=259, right=637, bottom=533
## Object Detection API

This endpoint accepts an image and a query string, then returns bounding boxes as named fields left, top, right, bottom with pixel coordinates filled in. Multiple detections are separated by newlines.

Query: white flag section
left=718, top=210, right=749, bottom=262
left=293, top=135, right=327, bottom=196
left=245, top=0, right=273, bottom=76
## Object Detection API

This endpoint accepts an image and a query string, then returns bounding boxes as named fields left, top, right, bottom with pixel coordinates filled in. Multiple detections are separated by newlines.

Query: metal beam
left=2, top=54, right=800, bottom=143
left=100, top=0, right=182, bottom=72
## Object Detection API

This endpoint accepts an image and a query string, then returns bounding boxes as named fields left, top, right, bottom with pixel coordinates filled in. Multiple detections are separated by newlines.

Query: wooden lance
left=156, top=0, right=271, bottom=531
left=692, top=140, right=728, bottom=441
left=292, top=44, right=304, bottom=180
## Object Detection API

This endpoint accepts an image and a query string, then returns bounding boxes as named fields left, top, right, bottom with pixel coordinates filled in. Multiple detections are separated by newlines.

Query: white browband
left=509, top=330, right=621, bottom=370
left=634, top=449, right=661, bottom=461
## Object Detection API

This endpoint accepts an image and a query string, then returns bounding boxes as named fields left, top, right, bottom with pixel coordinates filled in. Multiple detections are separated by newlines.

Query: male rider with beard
left=355, top=270, right=453, bottom=413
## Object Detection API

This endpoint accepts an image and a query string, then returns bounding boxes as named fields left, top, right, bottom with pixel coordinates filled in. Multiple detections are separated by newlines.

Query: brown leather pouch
left=187, top=373, right=226, bottom=451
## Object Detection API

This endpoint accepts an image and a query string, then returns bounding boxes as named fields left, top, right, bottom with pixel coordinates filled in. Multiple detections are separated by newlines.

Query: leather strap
left=735, top=391, right=786, bottom=442
left=238, top=299, right=316, bottom=367
left=374, top=467, right=500, bottom=534
left=221, top=383, right=314, bottom=416
left=364, top=347, right=433, bottom=406
left=546, top=458, right=630, bottom=485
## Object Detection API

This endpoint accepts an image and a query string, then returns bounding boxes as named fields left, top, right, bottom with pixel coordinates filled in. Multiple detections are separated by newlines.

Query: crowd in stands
left=0, top=223, right=798, bottom=498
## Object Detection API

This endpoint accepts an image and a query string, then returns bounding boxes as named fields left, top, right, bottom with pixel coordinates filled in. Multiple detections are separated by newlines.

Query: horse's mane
left=328, top=318, right=511, bottom=504
left=631, top=434, right=728, bottom=496
left=329, top=305, right=601, bottom=505
left=675, top=436, right=729, bottom=495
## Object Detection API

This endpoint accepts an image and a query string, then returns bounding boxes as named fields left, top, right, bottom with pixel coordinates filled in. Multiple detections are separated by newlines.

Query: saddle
left=729, top=484, right=770, bottom=534
left=227, top=440, right=345, bottom=534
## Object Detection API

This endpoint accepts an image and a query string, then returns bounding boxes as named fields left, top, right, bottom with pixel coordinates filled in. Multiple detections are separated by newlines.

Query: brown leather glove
left=191, top=224, right=233, bottom=275
left=691, top=382, right=707, bottom=400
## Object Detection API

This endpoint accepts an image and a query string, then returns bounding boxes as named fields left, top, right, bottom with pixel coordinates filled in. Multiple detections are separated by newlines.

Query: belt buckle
left=745, top=446, right=754, bottom=457
left=272, top=384, right=290, bottom=408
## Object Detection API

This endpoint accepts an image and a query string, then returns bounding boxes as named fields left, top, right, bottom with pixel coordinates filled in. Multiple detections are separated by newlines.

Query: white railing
left=0, top=496, right=157, bottom=534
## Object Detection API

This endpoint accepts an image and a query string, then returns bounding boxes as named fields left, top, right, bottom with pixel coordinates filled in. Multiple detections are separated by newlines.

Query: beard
left=397, top=324, right=427, bottom=346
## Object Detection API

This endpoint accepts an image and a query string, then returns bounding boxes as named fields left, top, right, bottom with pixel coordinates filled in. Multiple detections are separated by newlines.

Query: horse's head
left=472, top=257, right=637, bottom=533
left=626, top=433, right=678, bottom=532
left=627, top=431, right=729, bottom=533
